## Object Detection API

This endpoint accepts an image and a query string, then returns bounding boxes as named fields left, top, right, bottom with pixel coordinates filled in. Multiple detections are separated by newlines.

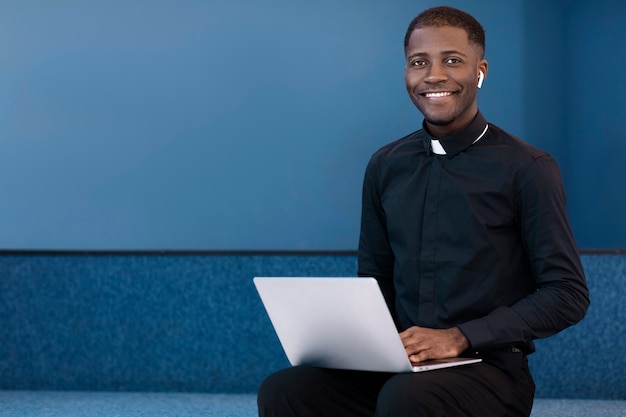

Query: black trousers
left=257, top=351, right=535, bottom=417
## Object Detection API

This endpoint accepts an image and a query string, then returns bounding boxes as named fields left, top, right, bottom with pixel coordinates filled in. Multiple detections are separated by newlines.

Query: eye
left=410, top=59, right=427, bottom=67
left=445, top=57, right=462, bottom=65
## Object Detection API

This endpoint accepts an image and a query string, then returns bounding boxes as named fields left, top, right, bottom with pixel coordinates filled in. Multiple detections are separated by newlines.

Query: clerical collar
left=431, top=139, right=447, bottom=155
left=423, top=112, right=490, bottom=157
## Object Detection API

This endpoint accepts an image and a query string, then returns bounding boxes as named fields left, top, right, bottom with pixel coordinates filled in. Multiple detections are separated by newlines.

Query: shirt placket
left=417, top=156, right=444, bottom=326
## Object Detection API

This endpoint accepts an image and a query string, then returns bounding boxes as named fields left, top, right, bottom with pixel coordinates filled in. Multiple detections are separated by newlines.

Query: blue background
left=0, top=0, right=624, bottom=250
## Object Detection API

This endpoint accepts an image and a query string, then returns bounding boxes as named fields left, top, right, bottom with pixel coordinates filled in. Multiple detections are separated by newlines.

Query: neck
left=424, top=107, right=479, bottom=139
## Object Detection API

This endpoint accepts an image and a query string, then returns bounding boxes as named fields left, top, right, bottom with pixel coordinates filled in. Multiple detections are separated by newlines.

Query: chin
left=424, top=115, right=455, bottom=127
left=416, top=105, right=455, bottom=127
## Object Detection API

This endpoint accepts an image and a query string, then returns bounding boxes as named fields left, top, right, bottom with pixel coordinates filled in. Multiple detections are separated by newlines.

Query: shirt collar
left=422, top=111, right=489, bottom=158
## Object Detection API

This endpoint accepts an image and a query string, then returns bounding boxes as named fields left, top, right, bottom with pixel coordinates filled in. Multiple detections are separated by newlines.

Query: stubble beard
left=425, top=115, right=454, bottom=126
left=413, top=98, right=456, bottom=127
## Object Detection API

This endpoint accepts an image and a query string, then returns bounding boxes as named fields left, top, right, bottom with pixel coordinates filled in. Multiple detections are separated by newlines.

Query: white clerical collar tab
left=431, top=139, right=446, bottom=155
left=430, top=124, right=489, bottom=156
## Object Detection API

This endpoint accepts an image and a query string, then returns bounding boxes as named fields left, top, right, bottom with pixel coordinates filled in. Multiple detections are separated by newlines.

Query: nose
left=424, top=63, right=447, bottom=84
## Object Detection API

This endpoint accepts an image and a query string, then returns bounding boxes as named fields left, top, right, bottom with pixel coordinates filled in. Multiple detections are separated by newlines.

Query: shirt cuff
left=457, top=319, right=493, bottom=352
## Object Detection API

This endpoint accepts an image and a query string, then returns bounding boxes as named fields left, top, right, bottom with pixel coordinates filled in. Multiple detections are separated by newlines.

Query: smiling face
left=405, top=25, right=488, bottom=138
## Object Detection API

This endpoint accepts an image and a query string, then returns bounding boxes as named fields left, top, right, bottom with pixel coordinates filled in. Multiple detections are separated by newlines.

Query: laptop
left=253, top=277, right=481, bottom=373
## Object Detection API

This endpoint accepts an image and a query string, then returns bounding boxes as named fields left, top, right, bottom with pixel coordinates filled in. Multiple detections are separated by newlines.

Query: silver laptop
left=253, top=277, right=481, bottom=373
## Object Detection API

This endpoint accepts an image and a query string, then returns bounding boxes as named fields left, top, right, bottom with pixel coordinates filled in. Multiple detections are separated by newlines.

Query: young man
left=257, top=6, right=589, bottom=417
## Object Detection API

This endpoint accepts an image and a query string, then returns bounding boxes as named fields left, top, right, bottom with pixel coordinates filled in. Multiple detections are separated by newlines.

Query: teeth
left=425, top=92, right=452, bottom=98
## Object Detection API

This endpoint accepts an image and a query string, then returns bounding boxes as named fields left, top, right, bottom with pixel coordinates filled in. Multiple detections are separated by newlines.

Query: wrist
left=450, top=327, right=470, bottom=355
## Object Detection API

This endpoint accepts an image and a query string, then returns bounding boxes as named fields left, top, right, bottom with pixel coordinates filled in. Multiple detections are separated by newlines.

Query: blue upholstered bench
left=1, top=252, right=624, bottom=416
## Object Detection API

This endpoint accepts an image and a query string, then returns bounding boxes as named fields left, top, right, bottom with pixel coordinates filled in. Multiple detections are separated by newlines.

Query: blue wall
left=0, top=0, right=623, bottom=250
left=564, top=1, right=626, bottom=249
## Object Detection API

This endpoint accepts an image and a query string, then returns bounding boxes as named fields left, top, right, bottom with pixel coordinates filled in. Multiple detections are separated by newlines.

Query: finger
left=399, top=326, right=424, bottom=343
left=409, top=349, right=433, bottom=364
left=399, top=329, right=413, bottom=341
left=404, top=341, right=427, bottom=358
left=403, top=338, right=423, bottom=355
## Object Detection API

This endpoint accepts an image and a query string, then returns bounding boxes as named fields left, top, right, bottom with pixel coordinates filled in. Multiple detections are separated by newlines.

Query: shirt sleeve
left=357, top=156, right=397, bottom=320
left=457, top=155, right=590, bottom=352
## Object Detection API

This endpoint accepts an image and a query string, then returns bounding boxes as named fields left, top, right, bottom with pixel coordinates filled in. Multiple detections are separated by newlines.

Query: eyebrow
left=406, top=50, right=469, bottom=60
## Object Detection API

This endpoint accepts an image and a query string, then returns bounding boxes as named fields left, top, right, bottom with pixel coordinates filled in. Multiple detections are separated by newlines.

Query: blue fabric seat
left=1, top=392, right=626, bottom=417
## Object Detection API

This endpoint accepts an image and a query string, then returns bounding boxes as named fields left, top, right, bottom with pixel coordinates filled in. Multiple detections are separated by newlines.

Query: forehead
left=405, top=26, right=479, bottom=57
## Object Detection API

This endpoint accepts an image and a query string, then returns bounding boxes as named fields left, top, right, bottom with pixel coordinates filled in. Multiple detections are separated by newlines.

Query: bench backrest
left=1, top=253, right=623, bottom=398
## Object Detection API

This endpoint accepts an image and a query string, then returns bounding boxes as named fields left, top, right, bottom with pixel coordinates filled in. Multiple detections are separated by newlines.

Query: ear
left=477, top=60, right=488, bottom=88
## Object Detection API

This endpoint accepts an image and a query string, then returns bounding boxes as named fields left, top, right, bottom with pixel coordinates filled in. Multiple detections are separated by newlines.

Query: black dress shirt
left=358, top=112, right=589, bottom=353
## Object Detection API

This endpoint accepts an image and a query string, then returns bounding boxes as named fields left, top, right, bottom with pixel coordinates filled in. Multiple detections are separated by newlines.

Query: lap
left=377, top=352, right=534, bottom=416
left=258, top=352, right=535, bottom=417
left=258, top=366, right=392, bottom=417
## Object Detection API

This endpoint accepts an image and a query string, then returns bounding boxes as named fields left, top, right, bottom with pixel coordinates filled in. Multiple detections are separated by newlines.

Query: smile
left=422, top=91, right=454, bottom=98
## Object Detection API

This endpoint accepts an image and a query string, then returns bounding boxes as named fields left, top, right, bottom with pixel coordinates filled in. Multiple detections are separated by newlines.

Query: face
left=405, top=26, right=488, bottom=138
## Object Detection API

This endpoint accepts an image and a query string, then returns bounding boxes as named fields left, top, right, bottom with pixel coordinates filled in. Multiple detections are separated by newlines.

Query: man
left=258, top=6, right=589, bottom=417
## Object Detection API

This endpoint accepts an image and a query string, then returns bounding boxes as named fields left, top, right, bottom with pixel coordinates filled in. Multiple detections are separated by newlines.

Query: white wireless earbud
left=477, top=71, right=485, bottom=89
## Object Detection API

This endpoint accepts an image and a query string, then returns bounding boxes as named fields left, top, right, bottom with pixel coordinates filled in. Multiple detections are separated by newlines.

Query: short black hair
left=404, top=6, right=486, bottom=56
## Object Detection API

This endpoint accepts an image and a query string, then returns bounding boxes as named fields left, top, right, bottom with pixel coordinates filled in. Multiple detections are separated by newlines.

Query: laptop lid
left=253, top=277, right=480, bottom=373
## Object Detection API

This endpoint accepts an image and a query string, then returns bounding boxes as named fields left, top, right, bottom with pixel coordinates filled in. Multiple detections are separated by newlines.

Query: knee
left=257, top=367, right=318, bottom=415
left=376, top=375, right=440, bottom=417
left=257, top=368, right=294, bottom=410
